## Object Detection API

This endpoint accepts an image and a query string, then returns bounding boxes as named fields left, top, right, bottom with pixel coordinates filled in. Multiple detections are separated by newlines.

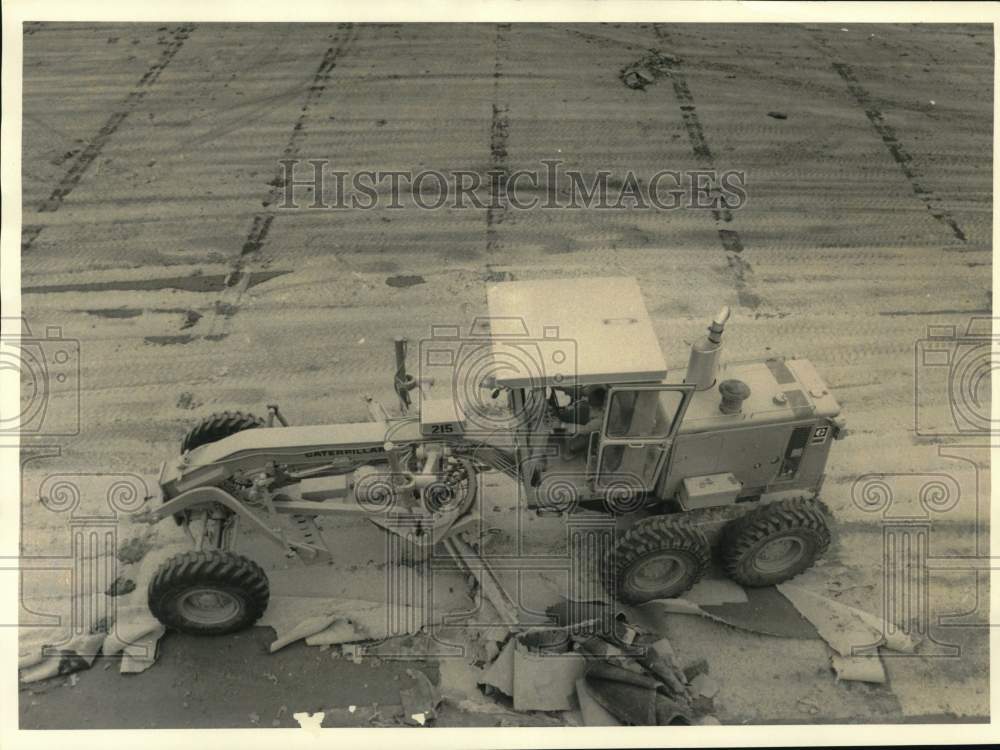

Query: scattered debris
left=482, top=267, right=514, bottom=282
left=117, top=534, right=156, bottom=564
left=690, top=673, right=720, bottom=699
left=575, top=677, right=622, bottom=726
left=479, top=638, right=516, bottom=696
left=269, top=614, right=337, bottom=652
left=634, top=637, right=689, bottom=699
left=272, top=705, right=288, bottom=726
left=831, top=654, right=887, bottom=684
left=400, top=668, right=441, bottom=726
left=682, top=657, right=710, bottom=683
left=119, top=625, right=166, bottom=673
left=685, top=576, right=748, bottom=606
left=776, top=583, right=883, bottom=657
left=777, top=582, right=921, bottom=683
left=99, top=605, right=169, bottom=675
left=512, top=633, right=586, bottom=712
left=260, top=596, right=429, bottom=652
left=179, top=310, right=202, bottom=329
left=213, top=301, right=238, bottom=318
left=797, top=698, right=821, bottom=715
left=620, top=51, right=680, bottom=90
left=175, top=391, right=201, bottom=410
left=623, top=581, right=818, bottom=639
left=700, top=585, right=819, bottom=638
left=583, top=661, right=667, bottom=725
left=305, top=619, right=361, bottom=646
left=106, top=576, right=136, bottom=597
left=849, top=605, right=921, bottom=654
left=19, top=632, right=107, bottom=684
left=343, top=644, right=365, bottom=664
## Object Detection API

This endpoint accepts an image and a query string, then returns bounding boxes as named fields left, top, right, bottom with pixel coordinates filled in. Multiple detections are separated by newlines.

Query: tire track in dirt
left=485, top=24, right=511, bottom=257
left=650, top=26, right=762, bottom=310
left=810, top=33, right=968, bottom=245
left=194, top=23, right=358, bottom=339
left=22, top=24, right=196, bottom=252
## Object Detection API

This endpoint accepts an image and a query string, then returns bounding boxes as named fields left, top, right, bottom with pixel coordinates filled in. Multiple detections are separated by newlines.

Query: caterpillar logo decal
left=303, top=446, right=383, bottom=458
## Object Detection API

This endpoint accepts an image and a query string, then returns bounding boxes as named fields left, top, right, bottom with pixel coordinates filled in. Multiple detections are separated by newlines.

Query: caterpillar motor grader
left=147, top=277, right=846, bottom=635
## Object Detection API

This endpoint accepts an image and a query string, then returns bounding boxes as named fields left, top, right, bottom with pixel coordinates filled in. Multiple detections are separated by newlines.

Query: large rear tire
left=148, top=550, right=269, bottom=635
left=721, top=497, right=831, bottom=587
left=181, top=411, right=264, bottom=453
left=610, top=516, right=711, bottom=604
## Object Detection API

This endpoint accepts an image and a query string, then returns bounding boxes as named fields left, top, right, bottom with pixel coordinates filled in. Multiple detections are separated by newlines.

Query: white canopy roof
left=485, top=277, right=668, bottom=388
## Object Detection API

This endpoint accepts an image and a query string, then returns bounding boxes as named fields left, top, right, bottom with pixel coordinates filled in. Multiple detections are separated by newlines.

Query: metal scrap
left=777, top=581, right=915, bottom=684
left=776, top=582, right=884, bottom=656
left=269, top=614, right=337, bottom=652
left=512, top=635, right=586, bottom=712
left=575, top=678, right=621, bottom=726
left=831, top=654, right=887, bottom=684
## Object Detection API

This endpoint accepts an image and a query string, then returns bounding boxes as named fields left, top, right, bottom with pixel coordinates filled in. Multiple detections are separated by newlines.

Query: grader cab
left=149, top=277, right=846, bottom=634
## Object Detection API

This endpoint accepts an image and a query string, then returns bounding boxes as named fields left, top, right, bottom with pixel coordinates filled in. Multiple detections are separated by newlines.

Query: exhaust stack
left=684, top=306, right=731, bottom=391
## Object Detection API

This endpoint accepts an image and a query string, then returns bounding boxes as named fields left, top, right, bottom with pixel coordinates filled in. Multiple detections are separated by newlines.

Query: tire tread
left=721, top=497, right=831, bottom=587
left=181, top=411, right=264, bottom=453
left=611, top=516, right=711, bottom=604
left=148, top=550, right=269, bottom=635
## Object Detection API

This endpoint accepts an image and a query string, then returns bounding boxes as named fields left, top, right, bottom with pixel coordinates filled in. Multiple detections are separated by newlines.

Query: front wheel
left=721, top=497, right=831, bottom=587
left=148, top=550, right=269, bottom=635
left=181, top=410, right=264, bottom=453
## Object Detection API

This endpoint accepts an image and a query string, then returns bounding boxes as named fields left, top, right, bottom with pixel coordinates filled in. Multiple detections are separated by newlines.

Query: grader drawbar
left=147, top=277, right=846, bottom=635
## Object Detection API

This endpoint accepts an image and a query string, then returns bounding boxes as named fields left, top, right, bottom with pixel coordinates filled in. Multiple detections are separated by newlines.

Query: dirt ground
left=16, top=22, right=992, bottom=728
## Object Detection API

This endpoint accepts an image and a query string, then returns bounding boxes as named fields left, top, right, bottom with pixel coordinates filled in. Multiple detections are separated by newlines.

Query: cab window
left=606, top=388, right=685, bottom=439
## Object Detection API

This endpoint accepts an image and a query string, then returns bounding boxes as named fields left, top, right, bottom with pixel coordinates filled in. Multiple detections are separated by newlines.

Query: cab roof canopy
left=485, top=277, right=668, bottom=388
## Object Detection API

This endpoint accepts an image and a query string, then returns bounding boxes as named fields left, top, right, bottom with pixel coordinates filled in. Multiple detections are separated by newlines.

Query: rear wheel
left=721, top=497, right=831, bottom=587
left=148, top=550, right=269, bottom=635
left=181, top=411, right=264, bottom=453
left=610, top=516, right=711, bottom=604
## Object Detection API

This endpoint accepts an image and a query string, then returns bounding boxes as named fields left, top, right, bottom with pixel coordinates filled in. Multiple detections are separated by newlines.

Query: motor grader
left=147, top=277, right=846, bottom=635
